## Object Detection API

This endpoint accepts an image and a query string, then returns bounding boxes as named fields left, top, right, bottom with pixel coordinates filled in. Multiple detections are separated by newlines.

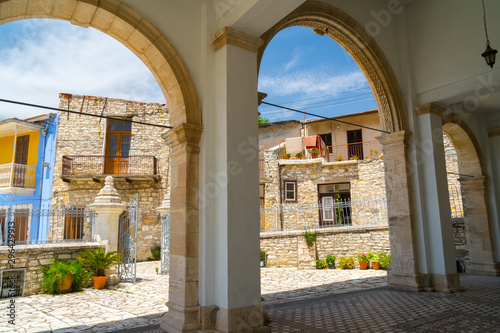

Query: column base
left=387, top=271, right=425, bottom=292
left=468, top=261, right=500, bottom=276
left=423, top=273, right=465, bottom=293
left=161, top=302, right=200, bottom=333
left=199, top=304, right=270, bottom=333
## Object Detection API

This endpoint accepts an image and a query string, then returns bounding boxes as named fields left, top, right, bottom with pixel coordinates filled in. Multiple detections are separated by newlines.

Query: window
left=14, top=136, right=29, bottom=165
left=318, top=183, right=351, bottom=227
left=64, top=205, right=85, bottom=240
left=283, top=180, right=297, bottom=202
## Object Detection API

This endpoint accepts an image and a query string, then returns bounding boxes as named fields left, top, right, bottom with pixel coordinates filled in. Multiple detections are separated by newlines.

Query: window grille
left=0, top=269, right=26, bottom=298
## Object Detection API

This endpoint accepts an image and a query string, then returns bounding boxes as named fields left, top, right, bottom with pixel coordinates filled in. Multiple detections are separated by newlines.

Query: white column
left=200, top=27, right=268, bottom=333
left=415, top=103, right=462, bottom=292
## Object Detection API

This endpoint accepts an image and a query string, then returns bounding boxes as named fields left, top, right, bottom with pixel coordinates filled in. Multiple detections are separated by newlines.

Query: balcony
left=61, top=155, right=159, bottom=182
left=0, top=163, right=36, bottom=194
left=328, top=140, right=382, bottom=162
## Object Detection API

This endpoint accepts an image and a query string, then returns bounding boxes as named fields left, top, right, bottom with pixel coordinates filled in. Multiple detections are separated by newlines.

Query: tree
left=258, top=116, right=269, bottom=124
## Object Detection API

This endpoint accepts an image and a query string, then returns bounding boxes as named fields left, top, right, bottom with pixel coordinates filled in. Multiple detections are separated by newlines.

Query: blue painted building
left=0, top=113, right=59, bottom=244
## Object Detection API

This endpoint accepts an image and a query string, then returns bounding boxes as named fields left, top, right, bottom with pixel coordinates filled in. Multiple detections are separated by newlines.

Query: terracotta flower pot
left=359, top=261, right=368, bottom=270
left=93, top=276, right=107, bottom=289
left=59, top=274, right=72, bottom=293
left=372, top=262, right=380, bottom=270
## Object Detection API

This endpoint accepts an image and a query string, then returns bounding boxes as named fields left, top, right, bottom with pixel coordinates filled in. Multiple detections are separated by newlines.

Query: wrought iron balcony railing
left=62, top=155, right=157, bottom=176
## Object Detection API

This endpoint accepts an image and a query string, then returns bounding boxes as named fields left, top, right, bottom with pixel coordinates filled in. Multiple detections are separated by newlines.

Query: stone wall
left=260, top=226, right=390, bottom=268
left=0, top=243, right=103, bottom=296
left=261, top=150, right=386, bottom=231
left=444, top=134, right=463, bottom=218
left=53, top=94, right=170, bottom=261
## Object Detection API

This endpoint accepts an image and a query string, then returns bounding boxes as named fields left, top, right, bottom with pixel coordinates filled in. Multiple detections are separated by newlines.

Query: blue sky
left=258, top=26, right=376, bottom=122
left=0, top=20, right=375, bottom=122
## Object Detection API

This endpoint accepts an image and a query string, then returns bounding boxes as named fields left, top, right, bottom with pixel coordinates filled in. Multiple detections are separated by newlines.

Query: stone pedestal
left=88, top=176, right=127, bottom=286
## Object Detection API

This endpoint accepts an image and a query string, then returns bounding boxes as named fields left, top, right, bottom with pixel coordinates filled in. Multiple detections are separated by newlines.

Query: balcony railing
left=0, top=164, right=36, bottom=189
left=327, top=140, right=382, bottom=161
left=62, top=155, right=157, bottom=176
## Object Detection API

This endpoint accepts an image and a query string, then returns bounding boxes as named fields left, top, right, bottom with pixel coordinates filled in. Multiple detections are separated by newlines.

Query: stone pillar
left=88, top=176, right=126, bottom=252
left=190, top=26, right=268, bottom=333
left=377, top=131, right=424, bottom=291
left=157, top=193, right=171, bottom=217
left=161, top=123, right=203, bottom=333
left=415, top=103, right=462, bottom=292
left=461, top=176, right=500, bottom=276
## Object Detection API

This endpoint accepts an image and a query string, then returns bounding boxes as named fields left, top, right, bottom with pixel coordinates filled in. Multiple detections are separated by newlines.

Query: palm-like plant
left=79, top=248, right=123, bottom=276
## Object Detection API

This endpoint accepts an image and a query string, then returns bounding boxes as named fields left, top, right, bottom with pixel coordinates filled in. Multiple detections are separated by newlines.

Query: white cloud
left=259, top=69, right=368, bottom=98
left=0, top=19, right=165, bottom=120
left=283, top=48, right=302, bottom=72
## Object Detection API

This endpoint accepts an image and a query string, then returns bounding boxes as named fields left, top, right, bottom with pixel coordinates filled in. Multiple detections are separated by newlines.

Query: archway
left=258, top=1, right=423, bottom=291
left=0, top=0, right=203, bottom=331
left=442, top=114, right=499, bottom=276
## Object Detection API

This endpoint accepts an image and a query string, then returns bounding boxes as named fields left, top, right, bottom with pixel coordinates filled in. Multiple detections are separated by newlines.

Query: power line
left=261, top=101, right=390, bottom=134
left=259, top=87, right=372, bottom=107
left=0, top=98, right=173, bottom=129
left=260, top=96, right=374, bottom=115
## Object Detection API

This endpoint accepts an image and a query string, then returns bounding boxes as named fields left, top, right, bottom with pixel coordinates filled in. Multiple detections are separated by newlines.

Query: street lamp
left=481, top=0, right=497, bottom=68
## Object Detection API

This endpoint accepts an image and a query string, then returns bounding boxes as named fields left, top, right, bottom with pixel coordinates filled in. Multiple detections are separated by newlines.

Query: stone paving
left=0, top=262, right=388, bottom=332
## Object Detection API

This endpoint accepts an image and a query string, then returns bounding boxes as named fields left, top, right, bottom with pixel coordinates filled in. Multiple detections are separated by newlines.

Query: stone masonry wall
left=53, top=94, right=170, bottom=261
left=0, top=243, right=103, bottom=296
left=260, top=226, right=390, bottom=268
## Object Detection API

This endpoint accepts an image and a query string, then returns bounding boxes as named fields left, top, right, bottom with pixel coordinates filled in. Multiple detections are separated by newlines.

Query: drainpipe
left=10, top=127, right=17, bottom=187
left=278, top=161, right=283, bottom=230
left=38, top=114, right=55, bottom=209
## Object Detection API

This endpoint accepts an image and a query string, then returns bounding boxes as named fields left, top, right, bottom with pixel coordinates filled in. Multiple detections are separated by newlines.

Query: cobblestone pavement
left=0, top=263, right=387, bottom=332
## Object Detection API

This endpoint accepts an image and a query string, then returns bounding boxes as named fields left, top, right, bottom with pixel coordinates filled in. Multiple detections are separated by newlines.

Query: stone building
left=51, top=93, right=170, bottom=261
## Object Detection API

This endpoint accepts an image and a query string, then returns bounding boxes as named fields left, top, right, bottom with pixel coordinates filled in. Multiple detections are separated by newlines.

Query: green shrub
left=337, top=256, right=355, bottom=269
left=326, top=254, right=336, bottom=264
left=260, top=249, right=266, bottom=261
left=304, top=229, right=316, bottom=247
left=316, top=259, right=327, bottom=269
left=147, top=245, right=161, bottom=261
left=378, top=252, right=391, bottom=269
left=41, top=260, right=89, bottom=295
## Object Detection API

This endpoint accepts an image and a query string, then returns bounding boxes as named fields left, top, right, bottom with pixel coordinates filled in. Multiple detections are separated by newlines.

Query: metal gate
left=160, top=212, right=170, bottom=275
left=118, top=194, right=138, bottom=282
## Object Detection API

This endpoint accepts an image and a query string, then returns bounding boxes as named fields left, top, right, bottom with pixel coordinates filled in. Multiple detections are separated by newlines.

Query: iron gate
left=160, top=212, right=170, bottom=275
left=118, top=194, right=138, bottom=282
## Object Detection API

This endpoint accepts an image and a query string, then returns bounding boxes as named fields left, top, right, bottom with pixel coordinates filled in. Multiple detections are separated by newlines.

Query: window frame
left=283, top=180, right=298, bottom=203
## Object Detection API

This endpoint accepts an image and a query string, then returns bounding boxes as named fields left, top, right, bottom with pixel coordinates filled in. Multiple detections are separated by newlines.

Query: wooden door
left=347, top=129, right=363, bottom=160
left=105, top=120, right=131, bottom=174
left=14, top=208, right=29, bottom=244
left=13, top=136, right=29, bottom=187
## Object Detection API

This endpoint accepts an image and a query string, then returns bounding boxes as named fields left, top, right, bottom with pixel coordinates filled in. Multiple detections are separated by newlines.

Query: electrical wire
left=261, top=101, right=390, bottom=134
left=260, top=96, right=374, bottom=115
left=0, top=98, right=173, bottom=129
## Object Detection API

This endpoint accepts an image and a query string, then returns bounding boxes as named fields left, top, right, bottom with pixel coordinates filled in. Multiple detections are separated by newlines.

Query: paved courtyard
left=0, top=262, right=499, bottom=332
left=0, top=262, right=388, bottom=332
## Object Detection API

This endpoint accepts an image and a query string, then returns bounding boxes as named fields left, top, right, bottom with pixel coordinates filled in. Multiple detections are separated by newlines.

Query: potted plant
left=282, top=151, right=291, bottom=159
left=79, top=248, right=123, bottom=289
left=357, top=252, right=370, bottom=269
left=40, top=260, right=88, bottom=295
left=326, top=254, right=336, bottom=269
left=308, top=148, right=319, bottom=158
left=336, top=156, right=344, bottom=162
left=316, top=259, right=327, bottom=269
left=337, top=256, right=355, bottom=269
left=378, top=252, right=391, bottom=269
left=371, top=255, right=381, bottom=270
left=260, top=249, right=267, bottom=267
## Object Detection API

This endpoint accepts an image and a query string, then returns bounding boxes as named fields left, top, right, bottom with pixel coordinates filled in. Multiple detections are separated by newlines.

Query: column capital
left=163, top=123, right=203, bottom=152
left=460, top=175, right=487, bottom=189
left=488, top=128, right=500, bottom=137
left=211, top=26, right=264, bottom=52
left=415, top=103, right=446, bottom=117
left=376, top=130, right=409, bottom=147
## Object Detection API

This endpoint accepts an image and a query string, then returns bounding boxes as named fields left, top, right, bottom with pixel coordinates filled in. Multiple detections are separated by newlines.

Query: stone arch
left=257, top=0, right=408, bottom=133
left=0, top=0, right=201, bottom=128
left=442, top=114, right=484, bottom=177
left=442, top=114, right=499, bottom=276
left=0, top=0, right=207, bottom=327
